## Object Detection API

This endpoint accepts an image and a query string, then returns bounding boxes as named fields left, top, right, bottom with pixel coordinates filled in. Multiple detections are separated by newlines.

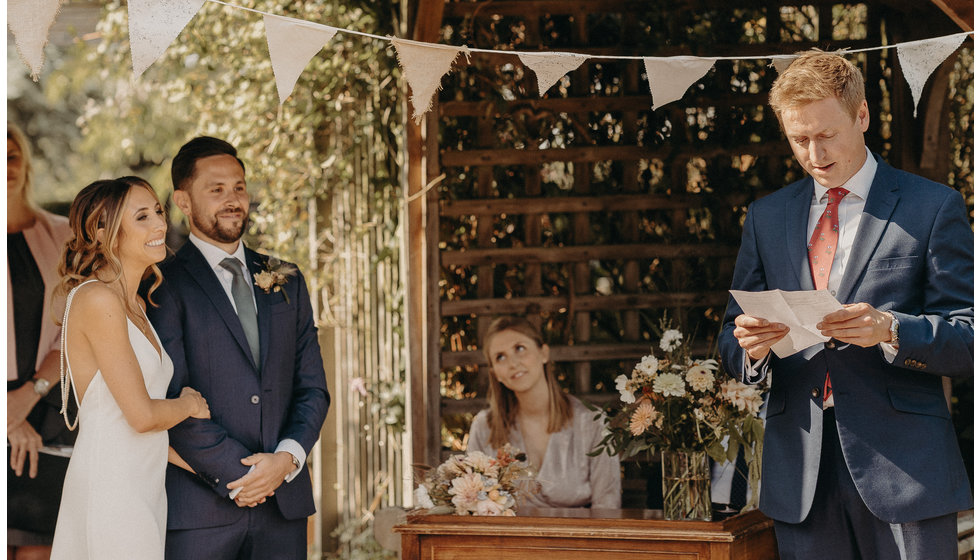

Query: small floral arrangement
left=253, top=257, right=296, bottom=303
left=413, top=445, right=535, bottom=516
left=593, top=320, right=767, bottom=507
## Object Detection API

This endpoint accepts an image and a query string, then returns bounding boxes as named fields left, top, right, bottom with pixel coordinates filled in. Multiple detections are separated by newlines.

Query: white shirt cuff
left=879, top=341, right=899, bottom=363
left=228, top=466, right=254, bottom=500
left=276, top=439, right=306, bottom=483
left=742, top=352, right=770, bottom=384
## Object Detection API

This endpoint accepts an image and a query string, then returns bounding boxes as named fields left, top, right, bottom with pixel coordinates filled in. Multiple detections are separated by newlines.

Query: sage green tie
left=219, top=257, right=260, bottom=367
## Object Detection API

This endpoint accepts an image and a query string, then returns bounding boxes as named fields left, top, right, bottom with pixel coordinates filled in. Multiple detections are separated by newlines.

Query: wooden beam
left=930, top=0, right=973, bottom=30
left=441, top=192, right=763, bottom=216
left=441, top=292, right=731, bottom=316
left=441, top=341, right=718, bottom=367
left=442, top=243, right=738, bottom=266
left=439, top=142, right=789, bottom=167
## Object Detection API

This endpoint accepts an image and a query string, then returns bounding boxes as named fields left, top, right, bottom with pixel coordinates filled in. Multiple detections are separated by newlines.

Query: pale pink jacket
left=7, top=209, right=71, bottom=381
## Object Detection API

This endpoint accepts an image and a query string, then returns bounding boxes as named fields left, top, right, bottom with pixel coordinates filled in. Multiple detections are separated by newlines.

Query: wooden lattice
left=407, top=0, right=971, bottom=503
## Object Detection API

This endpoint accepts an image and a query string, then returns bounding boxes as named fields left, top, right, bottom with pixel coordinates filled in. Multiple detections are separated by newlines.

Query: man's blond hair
left=769, top=50, right=866, bottom=123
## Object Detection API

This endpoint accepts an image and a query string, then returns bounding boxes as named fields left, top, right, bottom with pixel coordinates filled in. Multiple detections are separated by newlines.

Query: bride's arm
left=168, top=447, right=196, bottom=473
left=72, top=286, right=209, bottom=432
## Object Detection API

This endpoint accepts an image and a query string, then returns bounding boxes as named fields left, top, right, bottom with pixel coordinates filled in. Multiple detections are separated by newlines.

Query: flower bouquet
left=413, top=445, right=536, bottom=516
left=592, top=322, right=766, bottom=520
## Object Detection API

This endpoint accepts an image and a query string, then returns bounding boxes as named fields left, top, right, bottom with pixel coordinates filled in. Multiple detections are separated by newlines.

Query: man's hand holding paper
left=730, top=289, right=844, bottom=358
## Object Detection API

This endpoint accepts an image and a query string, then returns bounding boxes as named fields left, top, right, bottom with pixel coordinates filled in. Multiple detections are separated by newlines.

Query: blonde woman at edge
left=50, top=178, right=209, bottom=560
left=466, top=316, right=621, bottom=509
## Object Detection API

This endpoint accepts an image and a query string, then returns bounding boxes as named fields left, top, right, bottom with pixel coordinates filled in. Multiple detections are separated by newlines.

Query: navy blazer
left=147, top=242, right=330, bottom=530
left=719, top=155, right=973, bottom=525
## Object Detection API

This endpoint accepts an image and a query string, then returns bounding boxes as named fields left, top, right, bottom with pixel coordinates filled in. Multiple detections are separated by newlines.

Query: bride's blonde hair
left=57, top=179, right=163, bottom=316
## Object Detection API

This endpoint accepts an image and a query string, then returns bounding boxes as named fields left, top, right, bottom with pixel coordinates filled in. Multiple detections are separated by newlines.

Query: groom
left=148, top=136, right=330, bottom=559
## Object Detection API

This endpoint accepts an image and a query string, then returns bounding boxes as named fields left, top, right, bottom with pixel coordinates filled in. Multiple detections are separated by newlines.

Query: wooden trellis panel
left=408, top=0, right=970, bottom=488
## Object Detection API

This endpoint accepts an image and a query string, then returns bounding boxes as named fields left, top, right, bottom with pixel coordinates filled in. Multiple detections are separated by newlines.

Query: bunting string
left=7, top=0, right=973, bottom=119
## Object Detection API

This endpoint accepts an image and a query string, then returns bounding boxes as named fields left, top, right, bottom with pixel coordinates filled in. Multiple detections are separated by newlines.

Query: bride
left=50, top=177, right=210, bottom=560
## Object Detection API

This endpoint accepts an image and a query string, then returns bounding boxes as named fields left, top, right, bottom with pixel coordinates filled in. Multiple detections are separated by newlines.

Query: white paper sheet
left=729, top=289, right=844, bottom=358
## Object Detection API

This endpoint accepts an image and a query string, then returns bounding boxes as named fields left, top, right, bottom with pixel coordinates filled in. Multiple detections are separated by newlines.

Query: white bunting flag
left=128, top=0, right=206, bottom=78
left=7, top=0, right=63, bottom=81
left=770, top=55, right=798, bottom=74
left=643, top=56, right=717, bottom=111
left=391, top=38, right=470, bottom=123
left=517, top=52, right=589, bottom=97
left=897, top=33, right=968, bottom=117
left=264, top=15, right=339, bottom=104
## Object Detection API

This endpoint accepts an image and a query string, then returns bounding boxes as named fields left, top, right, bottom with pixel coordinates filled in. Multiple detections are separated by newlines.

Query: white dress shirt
left=186, top=233, right=305, bottom=491
left=744, top=147, right=897, bottom=384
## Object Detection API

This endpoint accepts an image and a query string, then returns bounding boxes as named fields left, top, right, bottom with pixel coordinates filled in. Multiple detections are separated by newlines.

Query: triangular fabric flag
left=643, top=56, right=717, bottom=110
left=128, top=0, right=206, bottom=78
left=770, top=55, right=798, bottom=74
left=391, top=38, right=470, bottom=123
left=264, top=15, right=339, bottom=104
left=7, top=0, right=63, bottom=81
left=897, top=33, right=968, bottom=117
left=517, top=52, right=589, bottom=97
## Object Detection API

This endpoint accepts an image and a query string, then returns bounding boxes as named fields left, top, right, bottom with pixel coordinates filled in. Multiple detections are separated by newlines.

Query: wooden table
left=395, top=508, right=777, bottom=560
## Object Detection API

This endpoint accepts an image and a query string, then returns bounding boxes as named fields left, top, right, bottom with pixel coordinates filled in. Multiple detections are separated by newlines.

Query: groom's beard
left=192, top=207, right=248, bottom=244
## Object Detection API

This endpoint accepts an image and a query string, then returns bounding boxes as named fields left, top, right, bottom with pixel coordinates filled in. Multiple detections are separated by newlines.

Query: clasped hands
left=734, top=302, right=893, bottom=361
left=226, top=451, right=296, bottom=508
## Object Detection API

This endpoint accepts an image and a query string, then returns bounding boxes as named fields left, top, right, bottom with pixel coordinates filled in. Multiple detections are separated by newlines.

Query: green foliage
left=33, top=0, right=404, bottom=283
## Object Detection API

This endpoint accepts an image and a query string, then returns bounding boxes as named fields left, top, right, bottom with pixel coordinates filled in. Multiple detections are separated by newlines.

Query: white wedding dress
left=51, top=280, right=173, bottom=560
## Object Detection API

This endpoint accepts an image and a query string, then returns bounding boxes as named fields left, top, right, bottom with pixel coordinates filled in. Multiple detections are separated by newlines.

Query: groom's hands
left=226, top=451, right=295, bottom=507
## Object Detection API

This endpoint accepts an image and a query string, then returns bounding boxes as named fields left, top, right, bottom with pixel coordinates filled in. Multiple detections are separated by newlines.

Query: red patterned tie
left=808, top=187, right=849, bottom=402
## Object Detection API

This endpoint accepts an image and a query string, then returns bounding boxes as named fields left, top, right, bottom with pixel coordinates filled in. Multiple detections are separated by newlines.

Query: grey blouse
left=467, top=397, right=622, bottom=509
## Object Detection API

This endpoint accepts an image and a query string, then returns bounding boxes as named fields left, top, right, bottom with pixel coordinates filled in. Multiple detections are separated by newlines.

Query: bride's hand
left=179, top=387, right=210, bottom=419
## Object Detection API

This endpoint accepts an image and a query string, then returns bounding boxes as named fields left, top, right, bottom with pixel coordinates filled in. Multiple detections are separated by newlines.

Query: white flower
left=685, top=364, right=714, bottom=392
left=653, top=372, right=686, bottom=397
left=659, top=329, right=683, bottom=352
left=615, top=374, right=636, bottom=403
left=464, top=451, right=499, bottom=478
left=414, top=485, right=435, bottom=509
left=720, top=379, right=765, bottom=414
left=634, top=355, right=660, bottom=378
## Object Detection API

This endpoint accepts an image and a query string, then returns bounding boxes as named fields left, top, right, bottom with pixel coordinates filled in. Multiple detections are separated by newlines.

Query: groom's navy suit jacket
left=148, top=242, right=330, bottom=530
left=719, top=154, right=972, bottom=525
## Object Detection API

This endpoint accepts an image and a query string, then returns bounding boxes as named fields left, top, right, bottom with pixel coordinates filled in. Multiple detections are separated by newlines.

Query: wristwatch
left=887, top=313, right=900, bottom=346
left=31, top=377, right=52, bottom=397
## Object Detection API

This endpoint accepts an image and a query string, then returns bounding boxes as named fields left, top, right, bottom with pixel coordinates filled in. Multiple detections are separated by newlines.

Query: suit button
left=825, top=341, right=836, bottom=349
left=250, top=395, right=260, bottom=404
left=811, top=388, right=820, bottom=398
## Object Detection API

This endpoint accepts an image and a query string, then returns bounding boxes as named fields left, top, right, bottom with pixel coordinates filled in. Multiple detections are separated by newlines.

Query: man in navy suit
left=148, top=137, right=330, bottom=559
left=719, top=51, right=972, bottom=558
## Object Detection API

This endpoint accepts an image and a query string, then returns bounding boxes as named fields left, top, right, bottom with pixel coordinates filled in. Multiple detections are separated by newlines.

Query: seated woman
left=466, top=316, right=621, bottom=509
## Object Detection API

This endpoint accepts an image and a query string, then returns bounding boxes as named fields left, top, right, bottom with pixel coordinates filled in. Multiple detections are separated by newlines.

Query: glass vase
left=661, top=449, right=712, bottom=521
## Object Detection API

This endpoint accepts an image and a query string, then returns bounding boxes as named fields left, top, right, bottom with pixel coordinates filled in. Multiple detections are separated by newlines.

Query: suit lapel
left=176, top=243, right=258, bottom=371
left=785, top=178, right=815, bottom=290
left=838, top=157, right=899, bottom=303
left=246, top=249, right=271, bottom=375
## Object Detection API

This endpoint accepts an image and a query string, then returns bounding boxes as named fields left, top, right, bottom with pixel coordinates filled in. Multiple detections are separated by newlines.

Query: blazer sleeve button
left=250, top=395, right=260, bottom=404
left=825, top=341, right=836, bottom=349
left=811, top=388, right=820, bottom=398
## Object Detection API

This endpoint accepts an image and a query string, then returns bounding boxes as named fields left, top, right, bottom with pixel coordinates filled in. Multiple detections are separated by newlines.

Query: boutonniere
left=253, top=257, right=297, bottom=303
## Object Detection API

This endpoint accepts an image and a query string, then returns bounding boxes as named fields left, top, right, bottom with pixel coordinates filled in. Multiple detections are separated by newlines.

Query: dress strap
left=60, top=279, right=99, bottom=430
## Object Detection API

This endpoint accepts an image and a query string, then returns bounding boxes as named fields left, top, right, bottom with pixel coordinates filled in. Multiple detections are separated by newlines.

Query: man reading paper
left=718, top=51, right=972, bottom=558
